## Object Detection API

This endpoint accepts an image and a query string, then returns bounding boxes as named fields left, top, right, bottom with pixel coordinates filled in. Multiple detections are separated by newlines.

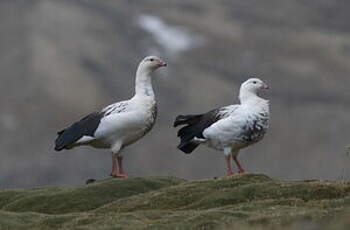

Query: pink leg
left=233, top=156, right=245, bottom=174
left=110, top=155, right=128, bottom=178
left=110, top=154, right=119, bottom=177
left=116, top=156, right=129, bottom=178
left=225, top=155, right=234, bottom=176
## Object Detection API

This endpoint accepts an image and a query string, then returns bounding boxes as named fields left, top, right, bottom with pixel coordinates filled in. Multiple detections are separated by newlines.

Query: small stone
left=86, top=179, right=96, bottom=184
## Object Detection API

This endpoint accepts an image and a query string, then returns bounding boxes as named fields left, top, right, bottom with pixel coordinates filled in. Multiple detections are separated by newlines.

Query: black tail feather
left=173, top=114, right=202, bottom=127
left=176, top=125, right=201, bottom=154
left=55, top=129, right=66, bottom=150
left=178, top=141, right=199, bottom=154
left=57, top=130, right=65, bottom=135
left=55, top=129, right=72, bottom=151
left=174, top=113, right=205, bottom=154
left=174, top=109, right=221, bottom=154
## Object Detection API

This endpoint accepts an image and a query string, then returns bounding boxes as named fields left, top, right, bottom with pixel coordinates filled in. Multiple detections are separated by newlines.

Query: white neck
left=134, top=66, right=155, bottom=98
left=239, top=88, right=268, bottom=108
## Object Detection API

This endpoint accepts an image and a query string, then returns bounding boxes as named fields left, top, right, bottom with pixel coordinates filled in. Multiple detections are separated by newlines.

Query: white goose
left=55, top=56, right=167, bottom=178
left=174, top=78, right=269, bottom=176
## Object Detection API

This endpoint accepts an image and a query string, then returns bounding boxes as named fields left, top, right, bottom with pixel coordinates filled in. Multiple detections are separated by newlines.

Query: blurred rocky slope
left=1, top=0, right=350, bottom=188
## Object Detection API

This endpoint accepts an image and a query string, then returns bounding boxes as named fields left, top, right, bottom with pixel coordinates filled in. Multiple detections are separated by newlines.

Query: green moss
left=1, top=177, right=184, bottom=214
left=0, top=174, right=350, bottom=229
left=96, top=174, right=350, bottom=213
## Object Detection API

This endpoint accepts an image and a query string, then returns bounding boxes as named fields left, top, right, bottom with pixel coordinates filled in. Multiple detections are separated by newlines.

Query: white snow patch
left=137, top=14, right=202, bottom=56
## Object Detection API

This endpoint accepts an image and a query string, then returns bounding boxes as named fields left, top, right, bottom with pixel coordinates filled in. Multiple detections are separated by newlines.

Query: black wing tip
left=173, top=115, right=185, bottom=127
left=57, top=129, right=65, bottom=135
left=54, top=138, right=66, bottom=151
left=55, top=131, right=64, bottom=151
left=54, top=145, right=64, bottom=151
left=173, top=121, right=180, bottom=127
left=54, top=133, right=68, bottom=151
left=177, top=142, right=198, bottom=154
left=177, top=146, right=194, bottom=154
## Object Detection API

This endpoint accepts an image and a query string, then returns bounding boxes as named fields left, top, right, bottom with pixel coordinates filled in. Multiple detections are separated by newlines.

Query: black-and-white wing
left=202, top=109, right=269, bottom=148
left=173, top=105, right=238, bottom=154
left=101, top=101, right=129, bottom=116
left=54, top=101, right=129, bottom=151
left=54, top=112, right=105, bottom=151
left=239, top=112, right=269, bottom=143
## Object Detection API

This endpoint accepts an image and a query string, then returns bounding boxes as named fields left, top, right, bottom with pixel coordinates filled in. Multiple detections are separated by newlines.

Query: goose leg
left=110, top=154, right=119, bottom=177
left=224, top=148, right=233, bottom=176
left=110, top=143, right=128, bottom=178
left=225, top=155, right=233, bottom=176
left=117, top=156, right=129, bottom=178
left=233, top=156, right=245, bottom=174
left=110, top=155, right=129, bottom=178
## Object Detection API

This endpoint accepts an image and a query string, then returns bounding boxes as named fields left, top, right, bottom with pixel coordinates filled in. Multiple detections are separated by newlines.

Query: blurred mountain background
left=1, top=0, right=350, bottom=188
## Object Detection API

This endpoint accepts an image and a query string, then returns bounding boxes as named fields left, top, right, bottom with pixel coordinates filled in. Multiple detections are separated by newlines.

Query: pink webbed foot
left=233, top=156, right=245, bottom=174
left=115, top=173, right=129, bottom=178
left=110, top=172, right=129, bottom=178
left=226, top=170, right=234, bottom=176
left=110, top=170, right=118, bottom=177
left=110, top=154, right=129, bottom=178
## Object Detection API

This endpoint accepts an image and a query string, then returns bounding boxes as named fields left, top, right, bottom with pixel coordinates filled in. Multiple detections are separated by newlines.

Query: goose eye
left=253, top=81, right=257, bottom=84
left=150, top=58, right=154, bottom=62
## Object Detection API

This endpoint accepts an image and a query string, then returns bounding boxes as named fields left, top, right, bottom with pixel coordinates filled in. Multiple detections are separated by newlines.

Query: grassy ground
left=0, top=174, right=349, bottom=229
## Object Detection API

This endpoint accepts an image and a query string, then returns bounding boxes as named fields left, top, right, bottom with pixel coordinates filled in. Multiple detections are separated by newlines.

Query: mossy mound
left=0, top=174, right=350, bottom=229
left=97, top=174, right=350, bottom=213
left=0, top=176, right=184, bottom=214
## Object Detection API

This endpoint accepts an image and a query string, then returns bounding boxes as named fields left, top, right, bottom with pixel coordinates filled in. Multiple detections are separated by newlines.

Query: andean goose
left=55, top=56, right=167, bottom=178
left=174, top=78, right=269, bottom=176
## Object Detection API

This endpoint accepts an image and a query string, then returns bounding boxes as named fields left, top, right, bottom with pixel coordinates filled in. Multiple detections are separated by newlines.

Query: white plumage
left=174, top=78, right=270, bottom=175
left=55, top=56, right=166, bottom=177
